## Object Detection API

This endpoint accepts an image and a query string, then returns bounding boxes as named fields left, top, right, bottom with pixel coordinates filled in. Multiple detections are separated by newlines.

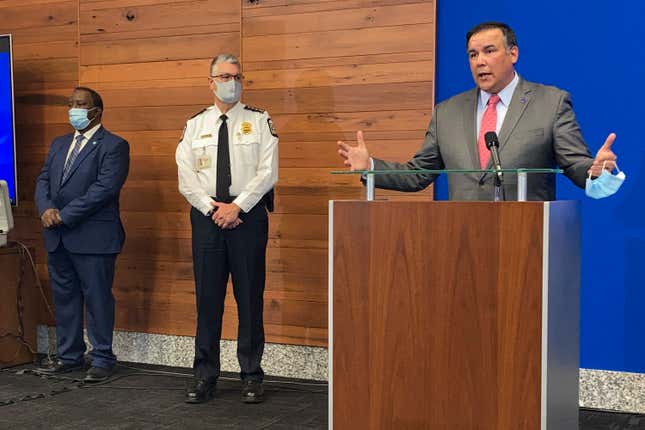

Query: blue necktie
left=62, top=134, right=84, bottom=183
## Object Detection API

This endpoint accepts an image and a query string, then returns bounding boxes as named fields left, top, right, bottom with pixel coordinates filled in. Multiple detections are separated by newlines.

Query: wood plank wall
left=5, top=0, right=435, bottom=348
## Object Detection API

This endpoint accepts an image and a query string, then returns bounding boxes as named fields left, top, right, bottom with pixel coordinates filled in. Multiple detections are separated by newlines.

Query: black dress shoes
left=185, top=378, right=217, bottom=404
left=84, top=366, right=115, bottom=383
left=36, top=359, right=83, bottom=375
left=241, top=380, right=264, bottom=404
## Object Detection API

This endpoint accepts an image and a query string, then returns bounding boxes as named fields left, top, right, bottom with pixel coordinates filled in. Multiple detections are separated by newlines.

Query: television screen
left=0, top=35, right=17, bottom=205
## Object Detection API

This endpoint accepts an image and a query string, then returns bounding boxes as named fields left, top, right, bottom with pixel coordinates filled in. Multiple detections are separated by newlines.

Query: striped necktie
left=62, top=134, right=84, bottom=183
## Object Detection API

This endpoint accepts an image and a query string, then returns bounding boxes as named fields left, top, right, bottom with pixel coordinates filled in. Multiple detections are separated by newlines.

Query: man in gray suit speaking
left=338, top=22, right=618, bottom=201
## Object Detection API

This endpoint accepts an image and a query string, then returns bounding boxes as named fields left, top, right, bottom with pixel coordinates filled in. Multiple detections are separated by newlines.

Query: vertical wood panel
left=9, top=0, right=436, bottom=348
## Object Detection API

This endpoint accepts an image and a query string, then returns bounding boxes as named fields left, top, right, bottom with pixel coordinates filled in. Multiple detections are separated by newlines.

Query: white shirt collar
left=73, top=123, right=102, bottom=141
left=212, top=102, right=243, bottom=121
left=479, top=72, right=519, bottom=109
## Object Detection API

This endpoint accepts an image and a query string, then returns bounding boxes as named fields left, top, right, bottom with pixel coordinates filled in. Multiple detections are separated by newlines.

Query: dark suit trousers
left=47, top=244, right=117, bottom=369
left=190, top=204, right=268, bottom=382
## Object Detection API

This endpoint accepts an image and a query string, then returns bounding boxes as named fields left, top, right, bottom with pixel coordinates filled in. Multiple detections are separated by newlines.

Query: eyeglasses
left=210, top=73, right=244, bottom=82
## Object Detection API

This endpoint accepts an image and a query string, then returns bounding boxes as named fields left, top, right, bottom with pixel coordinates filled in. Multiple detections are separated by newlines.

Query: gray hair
left=210, top=54, right=241, bottom=75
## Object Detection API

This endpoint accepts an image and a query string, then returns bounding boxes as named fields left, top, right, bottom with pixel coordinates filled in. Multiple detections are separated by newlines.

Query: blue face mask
left=585, top=163, right=626, bottom=199
left=69, top=107, right=96, bottom=130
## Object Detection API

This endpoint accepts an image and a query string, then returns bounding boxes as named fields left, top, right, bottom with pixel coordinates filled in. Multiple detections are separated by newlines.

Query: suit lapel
left=477, top=79, right=533, bottom=184
left=461, top=88, right=480, bottom=169
left=60, top=127, right=104, bottom=187
left=498, top=79, right=532, bottom=152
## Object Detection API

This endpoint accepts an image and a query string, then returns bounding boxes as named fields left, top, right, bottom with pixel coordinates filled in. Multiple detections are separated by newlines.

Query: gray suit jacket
left=373, top=78, right=594, bottom=201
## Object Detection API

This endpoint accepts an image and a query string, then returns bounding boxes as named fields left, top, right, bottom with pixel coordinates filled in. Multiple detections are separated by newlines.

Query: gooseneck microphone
left=484, top=131, right=505, bottom=201
left=484, top=131, right=504, bottom=185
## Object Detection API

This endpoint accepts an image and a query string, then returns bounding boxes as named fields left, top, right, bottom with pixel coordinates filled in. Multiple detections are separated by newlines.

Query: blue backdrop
left=0, top=49, right=16, bottom=204
left=435, top=2, right=645, bottom=371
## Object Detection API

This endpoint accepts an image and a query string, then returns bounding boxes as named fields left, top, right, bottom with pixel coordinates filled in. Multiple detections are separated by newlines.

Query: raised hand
left=588, top=133, right=618, bottom=177
left=337, top=130, right=370, bottom=171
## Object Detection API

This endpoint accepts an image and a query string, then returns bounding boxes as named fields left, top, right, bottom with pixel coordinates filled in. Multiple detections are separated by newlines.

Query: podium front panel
left=329, top=201, right=579, bottom=430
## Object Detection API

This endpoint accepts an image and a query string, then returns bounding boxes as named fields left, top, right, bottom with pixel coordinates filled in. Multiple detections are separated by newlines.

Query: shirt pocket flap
left=236, top=132, right=260, bottom=146
left=191, top=137, right=217, bottom=149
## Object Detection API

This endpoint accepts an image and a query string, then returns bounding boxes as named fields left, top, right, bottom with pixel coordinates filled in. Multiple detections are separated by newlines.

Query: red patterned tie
left=478, top=94, right=501, bottom=168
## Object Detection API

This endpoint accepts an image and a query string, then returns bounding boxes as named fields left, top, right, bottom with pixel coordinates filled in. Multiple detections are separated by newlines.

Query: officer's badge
left=267, top=118, right=278, bottom=137
left=240, top=122, right=252, bottom=135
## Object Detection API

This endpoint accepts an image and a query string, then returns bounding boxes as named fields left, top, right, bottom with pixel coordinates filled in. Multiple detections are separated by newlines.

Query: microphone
left=484, top=131, right=504, bottom=185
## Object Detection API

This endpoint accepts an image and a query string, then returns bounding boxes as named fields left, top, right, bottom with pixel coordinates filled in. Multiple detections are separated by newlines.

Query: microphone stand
left=493, top=171, right=505, bottom=202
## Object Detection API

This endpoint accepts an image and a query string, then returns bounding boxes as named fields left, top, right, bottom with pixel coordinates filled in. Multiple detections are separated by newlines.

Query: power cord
left=13, top=240, right=56, bottom=320
left=0, top=368, right=84, bottom=406
left=1, top=241, right=57, bottom=368
left=0, top=241, right=47, bottom=367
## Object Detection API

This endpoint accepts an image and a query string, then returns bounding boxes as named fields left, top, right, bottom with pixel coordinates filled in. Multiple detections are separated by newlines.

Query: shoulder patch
left=244, top=105, right=266, bottom=114
left=267, top=117, right=278, bottom=138
left=188, top=108, right=207, bottom=120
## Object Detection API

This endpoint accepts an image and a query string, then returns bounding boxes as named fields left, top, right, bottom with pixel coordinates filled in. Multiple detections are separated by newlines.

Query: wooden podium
left=329, top=201, right=580, bottom=430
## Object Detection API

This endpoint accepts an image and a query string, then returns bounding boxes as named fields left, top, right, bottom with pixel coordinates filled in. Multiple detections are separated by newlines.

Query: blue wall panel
left=0, top=50, right=16, bottom=204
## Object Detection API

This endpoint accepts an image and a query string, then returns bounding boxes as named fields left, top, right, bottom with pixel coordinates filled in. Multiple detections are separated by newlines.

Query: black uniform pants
left=190, top=203, right=268, bottom=382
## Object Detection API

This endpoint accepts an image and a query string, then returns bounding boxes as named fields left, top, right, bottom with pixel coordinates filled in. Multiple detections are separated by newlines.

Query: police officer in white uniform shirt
left=176, top=54, right=278, bottom=405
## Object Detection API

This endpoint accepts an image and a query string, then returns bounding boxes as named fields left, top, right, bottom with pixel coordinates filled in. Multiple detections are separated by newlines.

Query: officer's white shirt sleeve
left=176, top=116, right=214, bottom=216
left=233, top=110, right=279, bottom=213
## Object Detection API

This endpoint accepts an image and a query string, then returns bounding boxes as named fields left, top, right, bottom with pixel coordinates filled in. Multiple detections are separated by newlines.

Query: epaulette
left=244, top=105, right=266, bottom=114
left=178, top=108, right=208, bottom=142
left=188, top=108, right=208, bottom=120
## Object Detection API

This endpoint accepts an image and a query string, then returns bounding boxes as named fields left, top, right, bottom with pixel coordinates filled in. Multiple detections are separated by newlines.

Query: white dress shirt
left=65, top=123, right=102, bottom=163
left=176, top=102, right=279, bottom=215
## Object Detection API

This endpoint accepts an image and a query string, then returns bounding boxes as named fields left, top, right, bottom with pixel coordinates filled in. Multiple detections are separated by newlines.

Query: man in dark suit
left=34, top=87, right=130, bottom=382
left=338, top=22, right=618, bottom=200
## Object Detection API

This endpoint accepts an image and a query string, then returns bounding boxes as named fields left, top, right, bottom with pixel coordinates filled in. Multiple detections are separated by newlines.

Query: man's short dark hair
left=466, top=22, right=518, bottom=50
left=74, top=86, right=104, bottom=110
